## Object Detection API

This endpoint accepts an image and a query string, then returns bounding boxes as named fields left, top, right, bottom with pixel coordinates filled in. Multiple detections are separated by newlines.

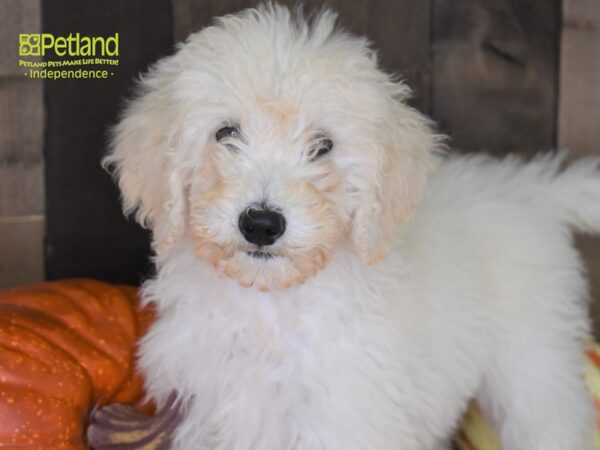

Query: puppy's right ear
left=104, top=80, right=187, bottom=255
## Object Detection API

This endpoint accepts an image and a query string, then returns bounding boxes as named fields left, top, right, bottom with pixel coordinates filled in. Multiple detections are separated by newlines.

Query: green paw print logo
left=19, top=34, right=41, bottom=56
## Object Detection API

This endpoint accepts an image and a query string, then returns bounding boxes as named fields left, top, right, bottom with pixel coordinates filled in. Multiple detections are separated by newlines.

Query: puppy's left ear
left=103, top=71, right=189, bottom=257
left=352, top=98, right=436, bottom=266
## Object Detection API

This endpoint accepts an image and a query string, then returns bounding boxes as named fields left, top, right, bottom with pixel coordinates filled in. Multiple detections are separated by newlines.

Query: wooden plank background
left=0, top=0, right=598, bottom=332
left=432, top=0, right=560, bottom=156
left=559, top=0, right=600, bottom=334
left=0, top=0, right=44, bottom=288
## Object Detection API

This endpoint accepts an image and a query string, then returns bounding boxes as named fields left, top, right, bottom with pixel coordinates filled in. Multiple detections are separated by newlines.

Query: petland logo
left=19, top=33, right=120, bottom=79
left=19, top=33, right=119, bottom=57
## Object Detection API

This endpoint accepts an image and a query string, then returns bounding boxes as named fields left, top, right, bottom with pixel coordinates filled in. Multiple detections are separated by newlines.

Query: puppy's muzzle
left=238, top=206, right=286, bottom=246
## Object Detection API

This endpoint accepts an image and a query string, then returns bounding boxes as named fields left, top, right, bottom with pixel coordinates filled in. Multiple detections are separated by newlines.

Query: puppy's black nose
left=238, top=207, right=286, bottom=246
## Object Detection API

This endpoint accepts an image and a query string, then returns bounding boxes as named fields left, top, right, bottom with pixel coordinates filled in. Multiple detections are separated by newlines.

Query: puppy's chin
left=193, top=239, right=332, bottom=291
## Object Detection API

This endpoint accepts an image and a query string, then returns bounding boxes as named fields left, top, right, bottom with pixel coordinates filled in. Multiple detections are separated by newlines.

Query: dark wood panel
left=0, top=218, right=44, bottom=289
left=43, top=0, right=173, bottom=284
left=559, top=0, right=600, bottom=337
left=0, top=78, right=44, bottom=217
left=432, top=0, right=561, bottom=155
left=559, top=0, right=600, bottom=156
left=173, top=0, right=431, bottom=112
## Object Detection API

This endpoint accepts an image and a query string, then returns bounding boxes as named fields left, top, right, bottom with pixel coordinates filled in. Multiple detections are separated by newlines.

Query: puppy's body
left=140, top=154, right=597, bottom=450
left=106, top=5, right=599, bottom=449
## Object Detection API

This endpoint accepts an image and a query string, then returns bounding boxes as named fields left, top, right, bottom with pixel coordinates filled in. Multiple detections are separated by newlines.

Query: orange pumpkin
left=0, top=279, right=154, bottom=450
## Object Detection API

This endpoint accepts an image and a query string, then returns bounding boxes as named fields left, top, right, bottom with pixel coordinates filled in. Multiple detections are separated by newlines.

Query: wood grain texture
left=172, top=0, right=431, bottom=112
left=431, top=0, right=560, bottom=155
left=0, top=78, right=44, bottom=217
left=0, top=0, right=41, bottom=77
left=558, top=0, right=600, bottom=337
left=0, top=217, right=44, bottom=288
left=578, top=235, right=600, bottom=338
left=558, top=0, right=600, bottom=156
left=43, top=0, right=172, bottom=284
left=0, top=0, right=44, bottom=288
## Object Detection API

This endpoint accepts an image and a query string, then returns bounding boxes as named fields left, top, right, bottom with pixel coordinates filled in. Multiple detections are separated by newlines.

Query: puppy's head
left=106, top=5, right=437, bottom=290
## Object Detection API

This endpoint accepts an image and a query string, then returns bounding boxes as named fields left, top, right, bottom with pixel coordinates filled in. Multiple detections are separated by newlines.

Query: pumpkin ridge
left=47, top=281, right=132, bottom=338
left=0, top=320, right=93, bottom=393
left=0, top=339, right=54, bottom=372
left=57, top=280, right=138, bottom=346
left=40, top=282, right=137, bottom=367
left=0, top=311, right=127, bottom=401
left=0, top=304, right=132, bottom=369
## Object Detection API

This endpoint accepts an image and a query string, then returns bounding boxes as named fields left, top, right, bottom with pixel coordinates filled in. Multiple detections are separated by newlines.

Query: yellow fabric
left=457, top=343, right=600, bottom=450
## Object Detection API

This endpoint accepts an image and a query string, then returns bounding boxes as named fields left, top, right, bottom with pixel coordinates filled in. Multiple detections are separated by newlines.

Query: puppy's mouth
left=246, top=250, right=277, bottom=259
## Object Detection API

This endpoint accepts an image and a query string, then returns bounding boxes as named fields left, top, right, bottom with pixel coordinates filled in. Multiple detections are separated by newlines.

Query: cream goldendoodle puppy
left=105, top=4, right=600, bottom=450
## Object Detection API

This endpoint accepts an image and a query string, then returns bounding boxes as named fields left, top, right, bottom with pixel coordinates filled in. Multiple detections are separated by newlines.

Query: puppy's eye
left=310, top=138, right=333, bottom=160
left=216, top=126, right=240, bottom=141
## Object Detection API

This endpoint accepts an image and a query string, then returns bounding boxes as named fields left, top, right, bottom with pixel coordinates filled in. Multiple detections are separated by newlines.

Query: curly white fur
left=105, top=4, right=599, bottom=450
